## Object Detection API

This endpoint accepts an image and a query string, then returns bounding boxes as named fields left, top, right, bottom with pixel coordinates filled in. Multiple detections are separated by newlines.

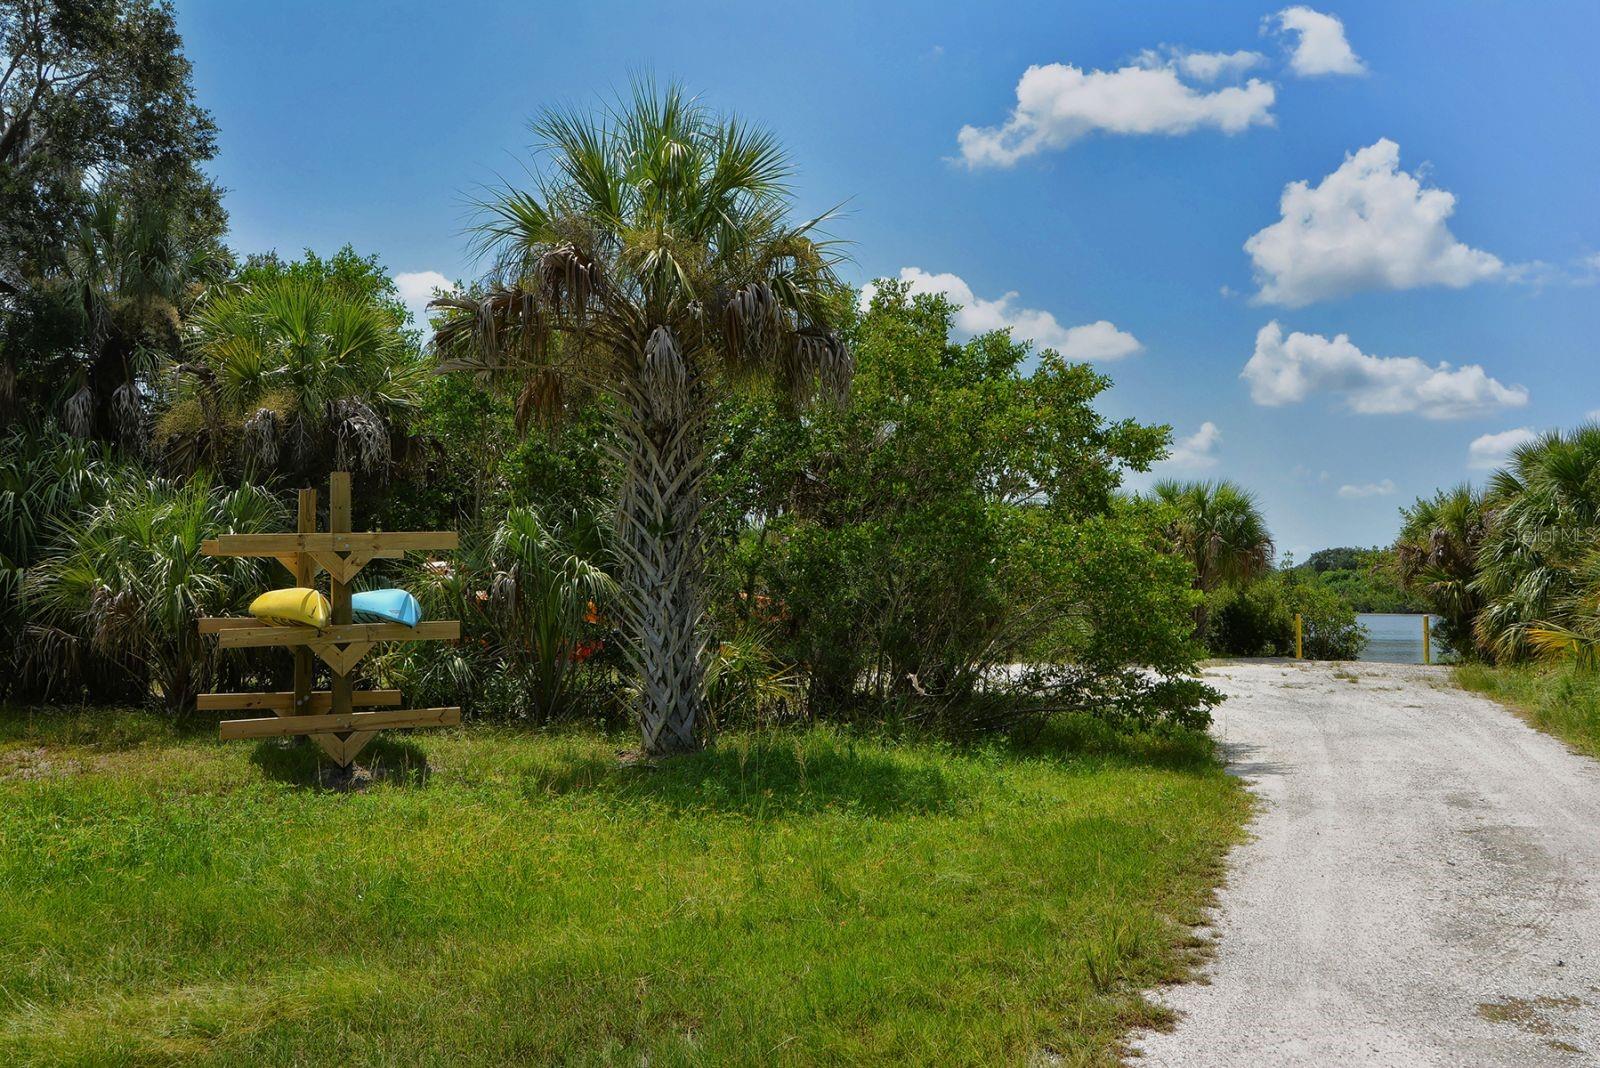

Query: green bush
left=26, top=473, right=283, bottom=710
left=1206, top=578, right=1291, bottom=656
left=709, top=282, right=1212, bottom=734
left=1286, top=579, right=1368, bottom=660
left=1204, top=572, right=1367, bottom=660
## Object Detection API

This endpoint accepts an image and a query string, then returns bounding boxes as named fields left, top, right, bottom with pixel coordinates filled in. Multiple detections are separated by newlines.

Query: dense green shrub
left=706, top=281, right=1214, bottom=734
left=1205, top=572, right=1367, bottom=660
left=1286, top=579, right=1368, bottom=660
left=26, top=473, right=282, bottom=710
left=371, top=505, right=622, bottom=724
left=1395, top=484, right=1486, bottom=659
left=1206, top=578, right=1291, bottom=657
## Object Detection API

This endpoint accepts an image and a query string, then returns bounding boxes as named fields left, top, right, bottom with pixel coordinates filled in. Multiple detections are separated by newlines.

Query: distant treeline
left=1294, top=547, right=1427, bottom=614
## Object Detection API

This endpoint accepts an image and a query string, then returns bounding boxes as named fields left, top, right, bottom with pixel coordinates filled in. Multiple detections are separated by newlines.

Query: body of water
left=1357, top=613, right=1445, bottom=664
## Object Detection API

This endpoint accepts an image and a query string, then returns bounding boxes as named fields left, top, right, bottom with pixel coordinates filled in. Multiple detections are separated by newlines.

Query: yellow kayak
left=248, top=587, right=331, bottom=629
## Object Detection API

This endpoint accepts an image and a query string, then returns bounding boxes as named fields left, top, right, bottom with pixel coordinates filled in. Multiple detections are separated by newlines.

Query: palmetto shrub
left=372, top=504, right=618, bottom=723
left=1395, top=484, right=1487, bottom=659
left=1470, top=426, right=1600, bottom=661
left=27, top=474, right=281, bottom=711
left=155, top=275, right=424, bottom=483
left=1, top=425, right=132, bottom=700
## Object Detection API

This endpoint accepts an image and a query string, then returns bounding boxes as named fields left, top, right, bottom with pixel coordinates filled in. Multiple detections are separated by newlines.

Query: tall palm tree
left=431, top=83, right=852, bottom=756
left=1150, top=479, right=1275, bottom=632
left=1395, top=483, right=1486, bottom=658
left=156, top=276, right=424, bottom=481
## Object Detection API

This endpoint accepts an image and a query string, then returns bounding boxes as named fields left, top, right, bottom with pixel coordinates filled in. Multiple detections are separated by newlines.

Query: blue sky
left=174, top=0, right=1600, bottom=559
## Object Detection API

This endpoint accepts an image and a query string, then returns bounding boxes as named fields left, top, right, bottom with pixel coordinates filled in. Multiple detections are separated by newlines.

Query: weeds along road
left=1132, top=660, right=1600, bottom=1067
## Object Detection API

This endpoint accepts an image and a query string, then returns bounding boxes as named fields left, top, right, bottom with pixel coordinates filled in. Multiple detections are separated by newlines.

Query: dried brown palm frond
left=331, top=397, right=391, bottom=474
left=64, top=383, right=95, bottom=438
left=241, top=406, right=280, bottom=471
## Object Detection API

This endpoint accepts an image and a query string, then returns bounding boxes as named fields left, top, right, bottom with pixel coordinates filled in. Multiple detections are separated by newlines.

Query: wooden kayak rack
left=198, top=471, right=460, bottom=767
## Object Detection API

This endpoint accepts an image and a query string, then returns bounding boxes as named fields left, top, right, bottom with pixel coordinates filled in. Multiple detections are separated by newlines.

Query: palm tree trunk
left=614, top=404, right=708, bottom=756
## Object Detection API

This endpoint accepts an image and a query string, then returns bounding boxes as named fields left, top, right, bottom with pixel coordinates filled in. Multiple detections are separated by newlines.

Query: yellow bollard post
left=1422, top=614, right=1431, bottom=666
left=1294, top=612, right=1303, bottom=659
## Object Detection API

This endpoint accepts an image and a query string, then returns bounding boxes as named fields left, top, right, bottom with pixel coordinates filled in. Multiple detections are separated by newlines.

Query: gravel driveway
left=1131, top=660, right=1600, bottom=1066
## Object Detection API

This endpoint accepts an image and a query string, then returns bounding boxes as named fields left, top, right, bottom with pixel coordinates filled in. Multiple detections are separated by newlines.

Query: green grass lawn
left=0, top=708, right=1247, bottom=1066
left=1456, top=661, right=1600, bottom=760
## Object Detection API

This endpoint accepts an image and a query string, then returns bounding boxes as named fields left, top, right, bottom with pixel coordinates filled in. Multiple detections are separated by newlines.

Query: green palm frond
left=165, top=276, right=421, bottom=479
left=1148, top=479, right=1274, bottom=593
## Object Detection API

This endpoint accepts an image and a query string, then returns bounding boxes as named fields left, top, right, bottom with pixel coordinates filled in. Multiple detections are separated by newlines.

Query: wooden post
left=1422, top=614, right=1432, bottom=665
left=292, top=489, right=317, bottom=718
left=1294, top=612, right=1304, bottom=659
left=328, top=472, right=353, bottom=721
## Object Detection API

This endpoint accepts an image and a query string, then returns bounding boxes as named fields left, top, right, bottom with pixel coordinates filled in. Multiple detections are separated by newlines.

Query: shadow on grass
left=518, top=736, right=962, bottom=818
left=1005, top=713, right=1223, bottom=775
left=249, top=735, right=432, bottom=788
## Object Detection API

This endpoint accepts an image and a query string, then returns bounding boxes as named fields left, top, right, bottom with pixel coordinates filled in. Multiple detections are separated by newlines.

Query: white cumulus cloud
left=1166, top=421, right=1223, bottom=469
left=1244, top=139, right=1503, bottom=306
left=1337, top=479, right=1395, bottom=499
left=1055, top=320, right=1144, bottom=362
left=1274, top=6, right=1365, bottom=76
left=393, top=270, right=456, bottom=330
left=1468, top=427, right=1540, bottom=470
left=1243, top=321, right=1529, bottom=419
left=863, top=268, right=1142, bottom=360
left=957, top=60, right=1275, bottom=167
left=1137, top=47, right=1265, bottom=82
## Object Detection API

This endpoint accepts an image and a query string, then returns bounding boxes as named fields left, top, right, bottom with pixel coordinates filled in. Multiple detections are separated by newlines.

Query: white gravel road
left=1131, top=660, right=1600, bottom=1066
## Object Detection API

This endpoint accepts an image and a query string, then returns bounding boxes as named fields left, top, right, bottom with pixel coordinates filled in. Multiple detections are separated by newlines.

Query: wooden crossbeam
left=202, top=532, right=457, bottom=557
left=209, top=620, right=459, bottom=649
left=197, top=690, right=402, bottom=713
left=219, top=706, right=461, bottom=740
left=198, top=617, right=260, bottom=633
left=278, top=549, right=400, bottom=575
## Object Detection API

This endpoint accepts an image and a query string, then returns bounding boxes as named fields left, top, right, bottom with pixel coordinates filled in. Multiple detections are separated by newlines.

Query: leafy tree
left=233, top=246, right=413, bottom=335
left=432, top=82, right=853, bottom=756
left=18, top=190, right=228, bottom=439
left=1205, top=570, right=1367, bottom=659
left=711, top=281, right=1201, bottom=733
left=1303, top=546, right=1366, bottom=573
left=1285, top=576, right=1367, bottom=659
left=1296, top=546, right=1423, bottom=612
left=1, top=0, right=223, bottom=416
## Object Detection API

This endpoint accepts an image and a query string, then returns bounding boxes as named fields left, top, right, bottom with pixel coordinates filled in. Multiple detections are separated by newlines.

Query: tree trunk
left=614, top=403, right=708, bottom=756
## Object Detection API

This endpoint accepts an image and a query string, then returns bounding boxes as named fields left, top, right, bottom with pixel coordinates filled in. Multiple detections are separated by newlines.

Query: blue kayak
left=351, top=588, right=423, bottom=627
